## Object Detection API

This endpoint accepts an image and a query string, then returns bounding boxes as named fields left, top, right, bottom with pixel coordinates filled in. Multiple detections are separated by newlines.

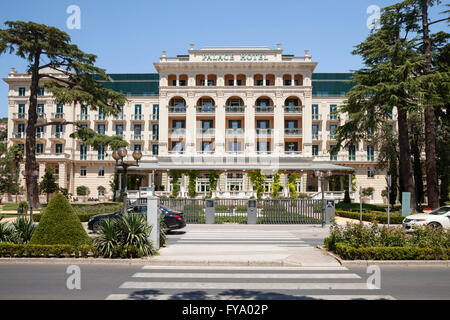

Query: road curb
left=0, top=257, right=339, bottom=267
left=316, top=246, right=450, bottom=267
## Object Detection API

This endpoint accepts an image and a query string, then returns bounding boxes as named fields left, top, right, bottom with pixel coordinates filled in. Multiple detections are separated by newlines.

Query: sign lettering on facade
left=201, top=53, right=269, bottom=62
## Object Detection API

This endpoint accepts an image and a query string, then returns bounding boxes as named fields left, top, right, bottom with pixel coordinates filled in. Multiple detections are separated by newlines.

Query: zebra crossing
left=105, top=265, right=395, bottom=300
left=171, top=230, right=310, bottom=246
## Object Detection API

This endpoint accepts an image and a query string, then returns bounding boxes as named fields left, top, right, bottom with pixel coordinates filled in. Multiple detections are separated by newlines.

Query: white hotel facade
left=4, top=45, right=393, bottom=203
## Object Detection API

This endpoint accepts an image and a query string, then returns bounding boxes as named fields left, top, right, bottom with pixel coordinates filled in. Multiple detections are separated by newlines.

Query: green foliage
left=12, top=216, right=36, bottom=243
left=325, top=221, right=450, bottom=252
left=160, top=212, right=167, bottom=247
left=18, top=201, right=29, bottom=210
left=33, top=212, right=108, bottom=223
left=336, top=210, right=404, bottom=224
left=362, top=187, right=375, bottom=197
left=248, top=170, right=265, bottom=199
left=0, top=243, right=93, bottom=258
left=271, top=172, right=282, bottom=198
left=0, top=144, right=23, bottom=199
left=287, top=172, right=299, bottom=198
left=169, top=170, right=183, bottom=198
left=97, top=185, right=106, bottom=196
left=208, top=170, right=220, bottom=197
left=29, top=194, right=91, bottom=246
left=39, top=166, right=59, bottom=202
left=343, top=190, right=351, bottom=203
left=333, top=242, right=450, bottom=260
left=94, top=213, right=154, bottom=258
left=0, top=221, right=19, bottom=243
left=187, top=171, right=200, bottom=198
left=76, top=185, right=90, bottom=196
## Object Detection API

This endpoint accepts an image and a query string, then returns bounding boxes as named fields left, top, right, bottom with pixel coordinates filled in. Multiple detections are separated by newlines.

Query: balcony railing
left=284, top=106, right=303, bottom=113
left=197, top=128, right=216, bottom=136
left=328, top=114, right=340, bottom=121
left=226, top=128, right=244, bottom=136
left=168, top=106, right=187, bottom=113
left=35, top=132, right=44, bottom=139
left=256, top=128, right=273, bottom=136
left=225, top=106, right=245, bottom=113
left=328, top=134, right=337, bottom=141
left=51, top=132, right=65, bottom=139
left=312, top=114, right=322, bottom=121
left=225, top=150, right=244, bottom=155
left=285, top=150, right=302, bottom=156
left=198, top=150, right=215, bottom=155
left=312, top=133, right=322, bottom=140
left=284, top=128, right=302, bottom=136
left=255, top=105, right=274, bottom=113
left=149, top=134, right=159, bottom=141
left=168, top=150, right=185, bottom=155
left=12, top=132, right=25, bottom=139
left=169, top=128, right=186, bottom=136
left=131, top=114, right=145, bottom=121
left=94, top=114, right=106, bottom=121
left=13, top=113, right=26, bottom=120
left=51, top=113, right=65, bottom=120
left=196, top=106, right=216, bottom=113
left=113, top=114, right=126, bottom=121
left=151, top=114, right=159, bottom=120
left=131, top=134, right=143, bottom=141
left=77, top=114, right=90, bottom=121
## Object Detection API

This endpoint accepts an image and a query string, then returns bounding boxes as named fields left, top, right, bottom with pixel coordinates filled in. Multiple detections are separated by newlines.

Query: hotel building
left=4, top=45, right=393, bottom=203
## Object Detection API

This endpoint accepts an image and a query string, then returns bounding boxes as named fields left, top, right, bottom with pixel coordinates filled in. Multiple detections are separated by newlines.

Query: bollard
left=205, top=199, right=215, bottom=224
left=325, top=200, right=335, bottom=224
left=247, top=199, right=257, bottom=224
left=146, top=196, right=160, bottom=250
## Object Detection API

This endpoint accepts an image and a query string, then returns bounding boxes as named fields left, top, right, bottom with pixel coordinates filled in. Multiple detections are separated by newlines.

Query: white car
left=403, top=206, right=450, bottom=231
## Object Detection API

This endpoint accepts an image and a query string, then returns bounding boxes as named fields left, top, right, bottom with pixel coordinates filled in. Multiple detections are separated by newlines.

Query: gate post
left=205, top=199, right=215, bottom=224
left=325, top=199, right=335, bottom=225
left=247, top=199, right=257, bottom=224
left=146, top=195, right=160, bottom=250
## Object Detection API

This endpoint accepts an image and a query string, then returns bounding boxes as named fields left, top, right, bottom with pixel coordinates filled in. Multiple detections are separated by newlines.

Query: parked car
left=88, top=205, right=186, bottom=232
left=402, top=206, right=450, bottom=231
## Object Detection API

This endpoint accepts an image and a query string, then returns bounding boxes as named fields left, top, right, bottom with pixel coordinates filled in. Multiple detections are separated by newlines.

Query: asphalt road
left=0, top=263, right=448, bottom=300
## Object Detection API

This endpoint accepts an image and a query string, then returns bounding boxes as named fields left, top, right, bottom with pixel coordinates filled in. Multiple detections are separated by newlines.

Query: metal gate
left=159, top=198, right=324, bottom=225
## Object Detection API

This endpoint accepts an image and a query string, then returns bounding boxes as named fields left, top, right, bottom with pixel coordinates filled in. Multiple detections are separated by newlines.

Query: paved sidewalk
left=150, top=224, right=339, bottom=267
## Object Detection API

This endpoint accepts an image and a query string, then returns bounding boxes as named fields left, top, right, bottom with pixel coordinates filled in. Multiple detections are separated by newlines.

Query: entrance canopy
left=121, top=161, right=355, bottom=174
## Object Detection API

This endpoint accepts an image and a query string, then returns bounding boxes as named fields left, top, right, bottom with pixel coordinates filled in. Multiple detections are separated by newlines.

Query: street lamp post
left=112, top=147, right=142, bottom=214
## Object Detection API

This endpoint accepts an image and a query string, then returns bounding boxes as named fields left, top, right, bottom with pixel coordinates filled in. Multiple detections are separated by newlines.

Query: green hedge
left=33, top=212, right=104, bottom=223
left=334, top=242, right=450, bottom=260
left=0, top=243, right=94, bottom=258
left=335, top=202, right=401, bottom=213
left=336, top=210, right=404, bottom=224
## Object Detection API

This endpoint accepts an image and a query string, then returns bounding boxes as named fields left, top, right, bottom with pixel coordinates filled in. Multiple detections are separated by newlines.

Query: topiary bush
left=29, top=193, right=91, bottom=246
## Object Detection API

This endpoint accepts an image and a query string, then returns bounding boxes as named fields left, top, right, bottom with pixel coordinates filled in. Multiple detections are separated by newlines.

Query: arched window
left=169, top=97, right=186, bottom=106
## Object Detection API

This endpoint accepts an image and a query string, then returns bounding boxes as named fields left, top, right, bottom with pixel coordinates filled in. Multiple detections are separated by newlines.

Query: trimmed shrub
left=334, top=242, right=450, bottom=260
left=76, top=186, right=90, bottom=196
left=0, top=243, right=94, bottom=258
left=336, top=210, right=404, bottom=224
left=30, top=194, right=91, bottom=246
left=33, top=212, right=102, bottom=223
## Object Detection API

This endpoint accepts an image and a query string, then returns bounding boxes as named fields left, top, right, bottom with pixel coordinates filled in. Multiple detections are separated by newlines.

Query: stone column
left=58, top=162, right=66, bottom=189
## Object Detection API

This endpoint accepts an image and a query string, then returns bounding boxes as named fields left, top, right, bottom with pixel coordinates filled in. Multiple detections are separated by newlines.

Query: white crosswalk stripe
left=174, top=230, right=309, bottom=245
left=105, top=265, right=395, bottom=300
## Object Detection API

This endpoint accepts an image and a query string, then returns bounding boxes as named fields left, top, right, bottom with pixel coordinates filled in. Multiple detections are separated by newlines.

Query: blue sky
left=0, top=0, right=448, bottom=117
